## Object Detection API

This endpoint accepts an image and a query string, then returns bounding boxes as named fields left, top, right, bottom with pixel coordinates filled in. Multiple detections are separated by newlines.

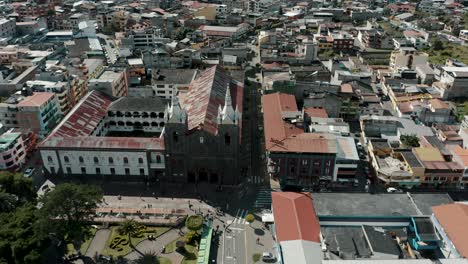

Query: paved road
left=85, top=229, right=111, bottom=257
left=97, top=33, right=117, bottom=64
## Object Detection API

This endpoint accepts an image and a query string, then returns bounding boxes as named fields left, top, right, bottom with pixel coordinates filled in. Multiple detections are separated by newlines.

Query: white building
left=151, top=69, right=198, bottom=99
left=459, top=29, right=468, bottom=42
left=390, top=47, right=429, bottom=71
left=39, top=91, right=166, bottom=180
left=433, top=66, right=468, bottom=99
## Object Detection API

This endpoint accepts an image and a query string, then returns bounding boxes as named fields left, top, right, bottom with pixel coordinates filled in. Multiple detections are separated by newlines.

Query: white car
left=262, top=252, right=276, bottom=261
left=387, top=187, right=403, bottom=193
left=23, top=167, right=35, bottom=178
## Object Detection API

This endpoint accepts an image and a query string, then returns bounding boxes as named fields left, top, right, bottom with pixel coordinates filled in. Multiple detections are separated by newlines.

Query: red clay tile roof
left=46, top=90, right=112, bottom=139
left=304, top=107, right=328, bottom=118
left=272, top=192, right=321, bottom=243
left=183, top=65, right=243, bottom=135
left=262, top=93, right=336, bottom=154
left=432, top=203, right=468, bottom=258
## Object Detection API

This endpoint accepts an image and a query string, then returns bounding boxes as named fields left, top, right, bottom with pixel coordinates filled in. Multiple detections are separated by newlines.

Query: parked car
left=262, top=252, right=276, bottom=261
left=387, top=187, right=403, bottom=193
left=23, top=167, right=35, bottom=178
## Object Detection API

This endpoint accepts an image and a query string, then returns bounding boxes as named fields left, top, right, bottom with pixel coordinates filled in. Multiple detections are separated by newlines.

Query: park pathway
left=85, top=229, right=111, bottom=257
left=125, top=228, right=184, bottom=263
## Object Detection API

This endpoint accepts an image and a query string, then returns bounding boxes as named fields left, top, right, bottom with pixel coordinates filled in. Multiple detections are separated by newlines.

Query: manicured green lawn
left=102, top=226, right=170, bottom=257
left=164, top=237, right=198, bottom=264
left=181, top=244, right=198, bottom=264
left=159, top=257, right=172, bottom=264
left=66, top=226, right=98, bottom=255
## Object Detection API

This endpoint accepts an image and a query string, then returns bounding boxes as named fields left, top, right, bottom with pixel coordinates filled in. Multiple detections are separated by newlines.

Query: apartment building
left=390, top=47, right=429, bottom=71
left=0, top=18, right=16, bottom=38
left=88, top=68, right=129, bottom=97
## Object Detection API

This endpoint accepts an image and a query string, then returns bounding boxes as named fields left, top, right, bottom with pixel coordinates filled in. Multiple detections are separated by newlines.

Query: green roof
left=197, top=219, right=213, bottom=264
left=0, top=132, right=20, bottom=151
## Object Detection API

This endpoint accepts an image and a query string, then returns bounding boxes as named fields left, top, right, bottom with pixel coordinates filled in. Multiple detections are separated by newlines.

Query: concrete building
left=262, top=93, right=338, bottom=189
left=390, top=47, right=429, bottom=71
left=0, top=128, right=28, bottom=171
left=433, top=67, right=468, bottom=100
left=39, top=91, right=166, bottom=180
left=88, top=68, right=129, bottom=97
left=106, top=97, right=167, bottom=134
left=16, top=92, right=62, bottom=136
left=151, top=69, right=198, bottom=99
left=25, top=80, right=72, bottom=115
left=0, top=18, right=16, bottom=38
left=358, top=29, right=394, bottom=49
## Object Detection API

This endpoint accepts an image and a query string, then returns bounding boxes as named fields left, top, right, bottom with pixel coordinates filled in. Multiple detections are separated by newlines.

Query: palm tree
left=117, top=220, right=141, bottom=247
left=132, top=252, right=159, bottom=264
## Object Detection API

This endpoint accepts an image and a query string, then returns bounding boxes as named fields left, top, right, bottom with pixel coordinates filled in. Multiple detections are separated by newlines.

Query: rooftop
left=182, top=66, right=243, bottom=135
left=312, top=193, right=452, bottom=217
left=40, top=136, right=164, bottom=150
left=0, top=131, right=20, bottom=150
left=45, top=91, right=112, bottom=139
left=152, top=69, right=198, bottom=85
left=432, top=203, right=468, bottom=258
left=262, top=93, right=337, bottom=154
left=17, top=92, right=55, bottom=107
left=108, top=97, right=166, bottom=112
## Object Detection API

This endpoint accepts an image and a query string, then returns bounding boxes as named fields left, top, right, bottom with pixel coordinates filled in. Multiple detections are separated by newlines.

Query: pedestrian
left=256, top=237, right=260, bottom=244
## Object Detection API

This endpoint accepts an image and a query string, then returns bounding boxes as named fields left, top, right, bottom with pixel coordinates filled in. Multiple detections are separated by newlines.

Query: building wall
left=268, top=152, right=336, bottom=188
left=106, top=110, right=166, bottom=133
left=41, top=149, right=165, bottom=179
left=164, top=122, right=241, bottom=185
left=0, top=133, right=27, bottom=170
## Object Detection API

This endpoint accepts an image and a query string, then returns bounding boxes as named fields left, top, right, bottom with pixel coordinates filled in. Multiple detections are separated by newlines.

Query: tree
left=132, top=252, right=160, bottom=264
left=0, top=191, right=18, bottom=212
left=0, top=171, right=36, bottom=203
left=117, top=220, right=141, bottom=247
left=39, top=183, right=102, bottom=241
left=245, top=213, right=255, bottom=224
left=400, top=134, right=420, bottom=147
left=0, top=204, right=49, bottom=264
left=433, top=39, right=444, bottom=51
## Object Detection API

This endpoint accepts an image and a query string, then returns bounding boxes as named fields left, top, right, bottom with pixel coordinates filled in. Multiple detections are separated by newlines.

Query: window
left=138, top=157, right=143, bottom=164
left=81, top=167, right=86, bottom=174
left=225, top=133, right=231, bottom=146
left=453, top=177, right=459, bottom=182
left=79, top=156, right=84, bottom=163
left=200, top=137, right=204, bottom=144
left=301, top=159, right=308, bottom=166
left=173, top=132, right=179, bottom=142
left=66, top=167, right=71, bottom=174
left=110, top=168, right=115, bottom=175
left=140, top=168, right=145, bottom=175
left=94, top=157, right=99, bottom=164
left=64, top=156, right=69, bottom=163
left=96, top=168, right=101, bottom=174
left=109, top=157, right=114, bottom=164
left=124, top=157, right=129, bottom=164
left=47, top=156, right=53, bottom=162
left=125, top=168, right=130, bottom=175
left=156, top=155, right=161, bottom=163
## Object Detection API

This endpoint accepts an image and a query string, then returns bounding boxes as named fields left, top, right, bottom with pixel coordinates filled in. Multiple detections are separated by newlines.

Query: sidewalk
left=245, top=219, right=276, bottom=263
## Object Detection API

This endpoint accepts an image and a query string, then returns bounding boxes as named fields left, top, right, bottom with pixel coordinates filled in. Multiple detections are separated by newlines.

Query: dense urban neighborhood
left=1, top=0, right=468, bottom=263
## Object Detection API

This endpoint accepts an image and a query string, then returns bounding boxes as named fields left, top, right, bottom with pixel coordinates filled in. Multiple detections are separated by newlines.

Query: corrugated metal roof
left=41, top=136, right=164, bottom=150
left=47, top=90, right=112, bottom=138
left=183, top=65, right=243, bottom=135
